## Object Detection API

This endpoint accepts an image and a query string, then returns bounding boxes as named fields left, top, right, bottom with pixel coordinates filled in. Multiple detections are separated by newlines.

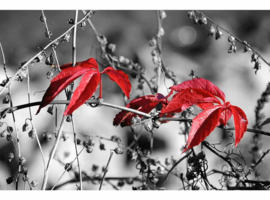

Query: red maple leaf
left=36, top=58, right=131, bottom=116
left=176, top=78, right=248, bottom=153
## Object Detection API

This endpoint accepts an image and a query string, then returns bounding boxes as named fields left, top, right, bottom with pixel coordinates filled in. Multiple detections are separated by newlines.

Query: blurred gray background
left=0, top=10, right=270, bottom=190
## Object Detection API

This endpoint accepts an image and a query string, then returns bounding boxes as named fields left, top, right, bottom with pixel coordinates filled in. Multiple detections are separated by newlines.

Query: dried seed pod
left=144, top=123, right=152, bottom=132
left=61, top=32, right=71, bottom=43
left=158, top=27, right=165, bottom=37
left=254, top=60, right=261, bottom=74
left=19, top=157, right=27, bottom=165
left=215, top=27, right=223, bottom=40
left=67, top=18, right=74, bottom=24
left=99, top=143, right=106, bottom=150
left=92, top=164, right=99, bottom=172
left=193, top=17, right=199, bottom=24
left=2, top=94, right=10, bottom=104
left=6, top=126, right=13, bottom=134
left=187, top=10, right=195, bottom=19
left=228, top=43, right=237, bottom=53
left=28, top=129, right=35, bottom=139
left=228, top=35, right=235, bottom=43
left=43, top=132, right=53, bottom=141
left=66, top=115, right=72, bottom=122
left=7, top=152, right=14, bottom=162
left=251, top=53, right=257, bottom=63
left=208, top=25, right=216, bottom=37
left=40, top=15, right=45, bottom=23
left=113, top=147, right=124, bottom=155
left=6, top=176, right=15, bottom=184
left=22, top=122, right=29, bottom=132
left=149, top=38, right=157, bottom=47
left=107, top=43, right=116, bottom=53
left=31, top=180, right=38, bottom=187
left=64, top=163, right=72, bottom=171
left=243, top=45, right=251, bottom=53
left=86, top=145, right=93, bottom=153
left=160, top=10, right=166, bottom=19
left=117, top=180, right=125, bottom=187
left=45, top=53, right=54, bottom=65
left=199, top=16, right=207, bottom=25
left=80, top=21, right=86, bottom=30
left=46, top=70, right=54, bottom=79
left=47, top=105, right=54, bottom=115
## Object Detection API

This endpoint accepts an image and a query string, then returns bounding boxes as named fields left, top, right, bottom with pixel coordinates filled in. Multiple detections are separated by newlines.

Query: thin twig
left=0, top=10, right=94, bottom=96
left=195, top=10, right=270, bottom=68
left=0, top=42, right=21, bottom=190
left=251, top=149, right=270, bottom=169
left=41, top=115, right=67, bottom=190
left=161, top=151, right=191, bottom=186
left=99, top=150, right=114, bottom=190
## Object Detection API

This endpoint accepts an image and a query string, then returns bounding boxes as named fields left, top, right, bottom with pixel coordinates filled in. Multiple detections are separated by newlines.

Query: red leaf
left=36, top=66, right=91, bottom=114
left=113, top=93, right=165, bottom=127
left=101, top=67, right=131, bottom=99
left=183, top=105, right=222, bottom=153
left=230, top=105, right=248, bottom=147
left=64, top=70, right=100, bottom=115
left=161, top=88, right=221, bottom=114
left=170, top=78, right=226, bottom=103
